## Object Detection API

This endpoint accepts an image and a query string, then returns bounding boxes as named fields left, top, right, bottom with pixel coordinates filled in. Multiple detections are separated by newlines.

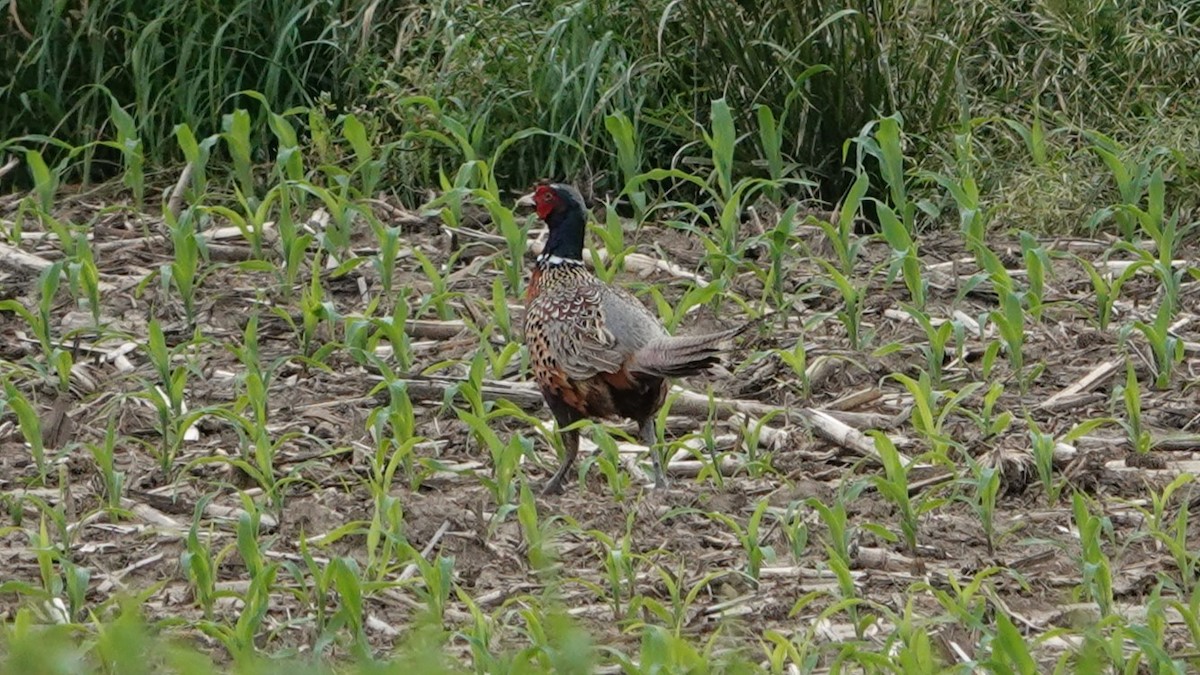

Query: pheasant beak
left=515, top=192, right=537, bottom=209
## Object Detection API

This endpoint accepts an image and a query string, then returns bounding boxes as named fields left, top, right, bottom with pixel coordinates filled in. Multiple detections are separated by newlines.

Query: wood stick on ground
left=0, top=241, right=55, bottom=274
left=379, top=376, right=907, bottom=465
left=1040, top=357, right=1123, bottom=411
left=397, top=520, right=451, bottom=582
left=167, top=162, right=194, bottom=220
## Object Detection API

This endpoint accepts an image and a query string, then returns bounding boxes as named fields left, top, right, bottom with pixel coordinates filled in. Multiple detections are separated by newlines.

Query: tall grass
left=1, top=0, right=374, bottom=179
left=3, top=0, right=1198, bottom=226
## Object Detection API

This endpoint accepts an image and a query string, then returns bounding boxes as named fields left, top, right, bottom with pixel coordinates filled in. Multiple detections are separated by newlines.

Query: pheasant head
left=531, top=183, right=587, bottom=262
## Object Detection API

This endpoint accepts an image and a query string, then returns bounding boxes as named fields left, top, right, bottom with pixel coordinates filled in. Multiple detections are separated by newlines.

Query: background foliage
left=3, top=0, right=1198, bottom=225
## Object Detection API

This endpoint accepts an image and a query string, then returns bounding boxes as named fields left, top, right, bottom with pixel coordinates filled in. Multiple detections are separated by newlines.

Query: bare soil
left=1, top=188, right=1199, bottom=667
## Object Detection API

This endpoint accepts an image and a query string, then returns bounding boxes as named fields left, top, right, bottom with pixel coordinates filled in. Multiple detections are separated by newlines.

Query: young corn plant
left=2, top=379, right=48, bottom=484
left=696, top=498, right=773, bottom=582
left=162, top=207, right=203, bottom=324
left=1115, top=362, right=1153, bottom=455
left=516, top=484, right=558, bottom=576
left=816, top=261, right=868, bottom=349
left=869, top=431, right=946, bottom=554
left=21, top=147, right=65, bottom=214
left=586, top=513, right=643, bottom=621
left=1086, top=132, right=1170, bottom=240
left=0, top=261, right=73, bottom=392
left=587, top=206, right=635, bottom=285
left=904, top=308, right=959, bottom=389
left=222, top=108, right=256, bottom=204
left=960, top=381, right=1014, bottom=441
left=1141, top=474, right=1198, bottom=594
left=813, top=172, right=870, bottom=277
left=648, top=280, right=723, bottom=334
left=1075, top=254, right=1143, bottom=331
left=142, top=320, right=193, bottom=476
left=171, top=123, right=218, bottom=207
left=807, top=496, right=866, bottom=637
left=878, top=202, right=926, bottom=310
left=604, top=110, right=645, bottom=219
left=1131, top=301, right=1186, bottom=390
left=64, top=229, right=103, bottom=329
left=86, top=420, right=126, bottom=514
left=990, top=290, right=1027, bottom=380
left=751, top=203, right=801, bottom=313
left=1018, top=232, right=1049, bottom=322
left=366, top=380, right=425, bottom=494
left=1027, top=417, right=1062, bottom=505
left=180, top=500, right=219, bottom=620
left=890, top=371, right=980, bottom=461
left=631, top=562, right=729, bottom=636
left=104, top=94, right=145, bottom=210
left=1071, top=492, right=1115, bottom=618
left=964, top=458, right=1002, bottom=556
left=456, top=355, right=528, bottom=514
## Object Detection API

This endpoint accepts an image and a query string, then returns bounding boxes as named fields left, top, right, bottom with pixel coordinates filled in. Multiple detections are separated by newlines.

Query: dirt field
left=1, top=189, right=1199, bottom=669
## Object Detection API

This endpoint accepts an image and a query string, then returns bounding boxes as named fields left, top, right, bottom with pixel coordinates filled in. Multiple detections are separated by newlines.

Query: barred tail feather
left=628, top=323, right=749, bottom=378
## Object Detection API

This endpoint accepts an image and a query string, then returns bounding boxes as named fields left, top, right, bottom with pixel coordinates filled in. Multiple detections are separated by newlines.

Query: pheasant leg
left=541, top=427, right=579, bottom=495
left=638, top=418, right=669, bottom=489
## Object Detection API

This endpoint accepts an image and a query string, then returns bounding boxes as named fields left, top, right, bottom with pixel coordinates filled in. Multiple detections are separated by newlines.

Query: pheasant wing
left=531, top=284, right=665, bottom=380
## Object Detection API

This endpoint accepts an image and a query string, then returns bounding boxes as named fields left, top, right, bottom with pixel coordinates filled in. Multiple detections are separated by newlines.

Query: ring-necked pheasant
left=520, top=183, right=748, bottom=494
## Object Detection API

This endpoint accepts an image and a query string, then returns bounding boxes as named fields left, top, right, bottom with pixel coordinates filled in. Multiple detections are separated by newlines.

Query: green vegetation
left=2, top=0, right=1200, bottom=673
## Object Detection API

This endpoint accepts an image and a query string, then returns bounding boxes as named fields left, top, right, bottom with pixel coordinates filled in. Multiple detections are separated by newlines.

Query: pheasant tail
left=628, top=322, right=750, bottom=378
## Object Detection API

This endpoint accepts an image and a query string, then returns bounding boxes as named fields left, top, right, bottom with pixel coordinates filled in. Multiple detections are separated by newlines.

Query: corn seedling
left=587, top=513, right=642, bottom=621
left=990, top=290, right=1027, bottom=378
left=816, top=260, right=868, bottom=349
left=904, top=307, right=959, bottom=388
left=342, top=113, right=385, bottom=197
left=587, top=206, right=635, bottom=285
left=1027, top=416, right=1062, bottom=504
left=21, top=148, right=64, bottom=214
left=775, top=501, right=811, bottom=561
left=648, top=280, right=722, bottom=334
left=103, top=93, right=145, bottom=210
left=984, top=612, right=1039, bottom=674
left=1132, top=298, right=1186, bottom=389
left=965, top=458, right=1002, bottom=556
left=86, top=420, right=126, bottom=514
left=65, top=229, right=103, bottom=329
left=814, top=172, right=870, bottom=277
left=1115, top=362, right=1153, bottom=454
left=878, top=201, right=926, bottom=309
left=604, top=111, right=645, bottom=219
left=403, top=546, right=456, bottom=627
left=752, top=203, right=801, bottom=312
left=1076, top=254, right=1143, bottom=331
left=142, top=321, right=189, bottom=471
left=1070, top=491, right=1115, bottom=618
left=1018, top=231, right=1049, bottom=322
left=326, top=556, right=370, bottom=657
left=891, top=371, right=979, bottom=460
left=775, top=339, right=810, bottom=400
left=808, top=496, right=865, bottom=636
left=871, top=430, right=949, bottom=554
left=517, top=484, right=557, bottom=575
left=632, top=563, right=729, bottom=636
left=181, top=499, right=219, bottom=619
left=2, top=379, right=48, bottom=483
left=1144, top=474, right=1198, bottom=595
left=1086, top=132, right=1171, bottom=240
left=960, top=381, right=1014, bottom=441
left=162, top=206, right=203, bottom=323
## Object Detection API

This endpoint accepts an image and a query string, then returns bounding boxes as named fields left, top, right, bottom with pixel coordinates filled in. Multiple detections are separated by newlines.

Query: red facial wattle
left=535, top=186, right=557, bottom=220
